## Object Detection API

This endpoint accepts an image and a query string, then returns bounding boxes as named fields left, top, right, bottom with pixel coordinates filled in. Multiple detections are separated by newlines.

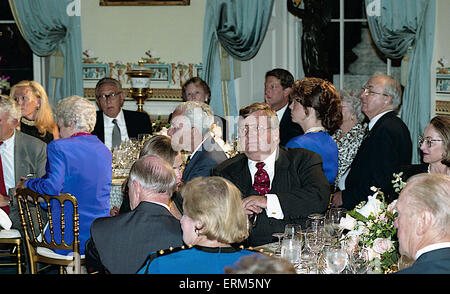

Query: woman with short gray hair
left=331, top=88, right=368, bottom=191
left=22, top=95, right=112, bottom=258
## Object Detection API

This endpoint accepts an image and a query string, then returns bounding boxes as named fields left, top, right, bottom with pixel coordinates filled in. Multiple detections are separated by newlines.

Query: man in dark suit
left=332, top=74, right=412, bottom=210
left=212, top=103, right=329, bottom=246
left=395, top=173, right=450, bottom=274
left=168, top=101, right=227, bottom=184
left=92, top=78, right=152, bottom=150
left=264, top=68, right=303, bottom=146
left=85, top=155, right=183, bottom=274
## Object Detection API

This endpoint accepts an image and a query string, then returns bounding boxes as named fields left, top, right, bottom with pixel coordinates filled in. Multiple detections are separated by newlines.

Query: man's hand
left=332, top=190, right=343, bottom=207
left=242, top=195, right=267, bottom=215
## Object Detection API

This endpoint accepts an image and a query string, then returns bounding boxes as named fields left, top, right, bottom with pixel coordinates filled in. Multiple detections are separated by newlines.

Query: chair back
left=15, top=188, right=81, bottom=273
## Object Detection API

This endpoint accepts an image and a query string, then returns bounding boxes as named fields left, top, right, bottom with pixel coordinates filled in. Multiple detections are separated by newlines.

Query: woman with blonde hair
left=138, top=176, right=259, bottom=274
left=10, top=80, right=59, bottom=143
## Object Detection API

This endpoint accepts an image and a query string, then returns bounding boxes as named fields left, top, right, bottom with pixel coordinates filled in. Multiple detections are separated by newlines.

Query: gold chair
left=0, top=229, right=24, bottom=274
left=16, top=188, right=84, bottom=274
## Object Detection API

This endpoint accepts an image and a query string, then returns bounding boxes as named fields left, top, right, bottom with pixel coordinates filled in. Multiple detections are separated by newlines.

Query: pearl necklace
left=305, top=126, right=326, bottom=134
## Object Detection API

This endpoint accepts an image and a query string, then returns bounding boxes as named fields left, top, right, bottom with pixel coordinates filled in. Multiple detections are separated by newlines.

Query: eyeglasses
left=238, top=125, right=271, bottom=135
left=418, top=135, right=443, bottom=148
left=97, top=91, right=122, bottom=101
left=361, top=87, right=389, bottom=97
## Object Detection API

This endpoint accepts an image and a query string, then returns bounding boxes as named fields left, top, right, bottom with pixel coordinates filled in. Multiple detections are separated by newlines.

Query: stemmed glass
left=325, top=246, right=348, bottom=274
left=348, top=248, right=369, bottom=274
left=280, top=237, right=302, bottom=267
left=305, top=230, right=324, bottom=264
left=272, top=232, right=285, bottom=255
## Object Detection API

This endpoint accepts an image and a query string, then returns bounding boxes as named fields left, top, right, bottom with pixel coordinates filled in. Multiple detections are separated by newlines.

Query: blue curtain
left=202, top=0, right=274, bottom=122
left=9, top=0, right=83, bottom=105
left=365, top=0, right=436, bottom=164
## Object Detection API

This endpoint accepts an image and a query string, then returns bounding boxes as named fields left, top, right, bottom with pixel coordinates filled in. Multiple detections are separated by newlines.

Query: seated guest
left=20, top=96, right=111, bottom=256
left=92, top=77, right=152, bottom=150
left=397, top=115, right=450, bottom=181
left=286, top=77, right=342, bottom=185
left=264, top=68, right=304, bottom=146
left=332, top=74, right=412, bottom=209
left=395, top=173, right=450, bottom=274
left=168, top=101, right=227, bottom=184
left=0, top=95, right=46, bottom=225
left=212, top=103, right=330, bottom=246
left=138, top=176, right=258, bottom=274
left=331, top=88, right=368, bottom=191
left=10, top=80, right=59, bottom=143
left=178, top=77, right=227, bottom=141
left=118, top=135, right=184, bottom=219
left=85, top=155, right=183, bottom=274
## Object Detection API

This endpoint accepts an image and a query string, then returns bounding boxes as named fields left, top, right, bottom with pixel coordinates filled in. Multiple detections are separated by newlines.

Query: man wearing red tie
left=212, top=102, right=329, bottom=246
left=0, top=95, right=46, bottom=225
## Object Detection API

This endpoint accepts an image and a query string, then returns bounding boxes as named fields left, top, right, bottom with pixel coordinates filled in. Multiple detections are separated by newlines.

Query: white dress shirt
left=248, top=147, right=284, bottom=219
left=276, top=103, right=288, bottom=124
left=415, top=242, right=450, bottom=260
left=0, top=132, right=16, bottom=194
left=103, top=110, right=129, bottom=150
left=368, top=110, right=393, bottom=131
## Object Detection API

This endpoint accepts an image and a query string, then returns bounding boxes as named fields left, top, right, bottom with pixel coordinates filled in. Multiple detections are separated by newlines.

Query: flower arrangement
left=339, top=185, right=400, bottom=273
left=0, top=75, right=11, bottom=95
left=82, top=49, right=98, bottom=63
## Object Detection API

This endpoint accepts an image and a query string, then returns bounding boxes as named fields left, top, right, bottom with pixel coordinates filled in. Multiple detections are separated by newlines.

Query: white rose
left=339, top=214, right=356, bottom=231
left=357, top=195, right=383, bottom=218
left=366, top=247, right=381, bottom=261
left=387, top=200, right=397, bottom=214
left=372, top=238, right=393, bottom=254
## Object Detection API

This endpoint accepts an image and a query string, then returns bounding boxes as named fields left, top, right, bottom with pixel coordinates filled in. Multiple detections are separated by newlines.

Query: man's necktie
left=253, top=162, right=270, bottom=195
left=0, top=142, right=9, bottom=214
left=112, top=119, right=121, bottom=148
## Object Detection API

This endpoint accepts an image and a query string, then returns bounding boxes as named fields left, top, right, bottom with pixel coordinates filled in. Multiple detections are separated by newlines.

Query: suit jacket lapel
left=95, top=111, right=105, bottom=142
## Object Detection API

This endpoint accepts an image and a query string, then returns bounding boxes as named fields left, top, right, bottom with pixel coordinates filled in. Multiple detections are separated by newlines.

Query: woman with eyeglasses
left=396, top=116, right=450, bottom=183
left=286, top=77, right=342, bottom=185
left=10, top=80, right=59, bottom=143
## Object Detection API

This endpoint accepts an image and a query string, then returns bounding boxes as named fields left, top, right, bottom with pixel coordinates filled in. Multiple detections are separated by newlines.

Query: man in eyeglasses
left=212, top=102, right=329, bottom=246
left=332, top=74, right=412, bottom=210
left=92, top=78, right=152, bottom=150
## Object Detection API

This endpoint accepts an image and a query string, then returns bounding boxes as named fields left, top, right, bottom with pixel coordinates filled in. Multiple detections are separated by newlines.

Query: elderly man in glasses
left=92, top=78, right=152, bottom=150
left=212, top=102, right=329, bottom=246
left=332, top=73, right=412, bottom=210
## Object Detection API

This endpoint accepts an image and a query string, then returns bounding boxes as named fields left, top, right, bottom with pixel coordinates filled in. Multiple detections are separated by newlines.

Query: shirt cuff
left=265, top=194, right=284, bottom=220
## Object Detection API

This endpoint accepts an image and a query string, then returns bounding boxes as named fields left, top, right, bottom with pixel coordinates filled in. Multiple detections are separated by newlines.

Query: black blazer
left=182, top=137, right=228, bottom=184
left=212, top=146, right=330, bottom=246
left=92, top=109, right=153, bottom=143
left=397, top=248, right=450, bottom=274
left=85, top=201, right=183, bottom=274
left=279, top=106, right=304, bottom=146
left=342, top=112, right=412, bottom=210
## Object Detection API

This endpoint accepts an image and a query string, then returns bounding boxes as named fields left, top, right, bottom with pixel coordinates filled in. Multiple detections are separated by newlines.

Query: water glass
left=281, top=238, right=302, bottom=266
left=284, top=224, right=302, bottom=239
left=325, top=247, right=348, bottom=274
left=306, top=213, right=325, bottom=233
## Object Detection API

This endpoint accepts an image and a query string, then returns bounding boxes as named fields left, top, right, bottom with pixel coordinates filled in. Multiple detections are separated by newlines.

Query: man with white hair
left=332, top=74, right=412, bottom=210
left=395, top=173, right=450, bottom=274
left=0, top=95, right=46, bottom=222
left=212, top=103, right=329, bottom=246
left=85, top=155, right=183, bottom=274
left=167, top=101, right=227, bottom=184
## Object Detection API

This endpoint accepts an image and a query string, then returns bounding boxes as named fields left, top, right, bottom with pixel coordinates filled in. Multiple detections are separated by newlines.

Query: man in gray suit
left=85, top=155, right=183, bottom=274
left=0, top=95, right=47, bottom=227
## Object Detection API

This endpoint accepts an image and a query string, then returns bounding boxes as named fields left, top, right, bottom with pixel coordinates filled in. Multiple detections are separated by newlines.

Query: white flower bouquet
left=339, top=186, right=399, bottom=273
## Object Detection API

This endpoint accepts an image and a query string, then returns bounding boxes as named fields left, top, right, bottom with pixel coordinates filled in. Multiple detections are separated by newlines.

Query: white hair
left=174, top=101, right=214, bottom=137
left=0, top=95, right=21, bottom=123
left=54, top=96, right=96, bottom=133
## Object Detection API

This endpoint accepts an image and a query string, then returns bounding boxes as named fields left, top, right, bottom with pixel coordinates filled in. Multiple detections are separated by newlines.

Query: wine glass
left=306, top=213, right=325, bottom=233
left=305, top=230, right=324, bottom=264
left=272, top=232, right=285, bottom=255
left=284, top=224, right=302, bottom=239
left=325, top=247, right=348, bottom=274
left=348, top=248, right=369, bottom=274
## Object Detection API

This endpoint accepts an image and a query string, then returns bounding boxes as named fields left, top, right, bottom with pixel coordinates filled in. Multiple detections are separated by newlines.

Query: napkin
left=0, top=208, right=12, bottom=230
